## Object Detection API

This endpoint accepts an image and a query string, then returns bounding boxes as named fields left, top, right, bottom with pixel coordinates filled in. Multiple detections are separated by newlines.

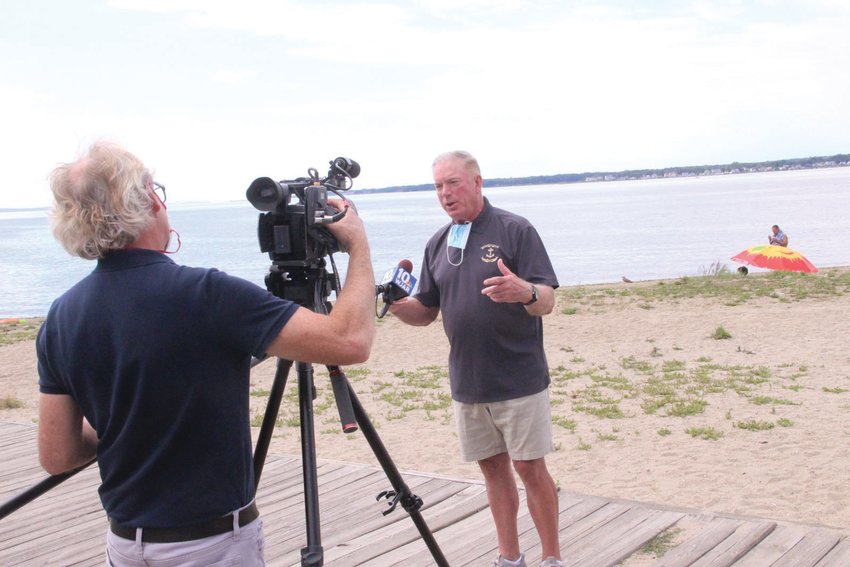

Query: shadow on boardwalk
left=1, top=422, right=847, bottom=566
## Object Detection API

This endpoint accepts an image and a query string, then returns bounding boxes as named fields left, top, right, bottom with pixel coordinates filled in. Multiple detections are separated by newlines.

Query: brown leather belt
left=109, top=502, right=259, bottom=543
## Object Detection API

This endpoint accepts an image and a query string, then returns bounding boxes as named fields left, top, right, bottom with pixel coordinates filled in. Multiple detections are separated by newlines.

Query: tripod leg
left=346, top=380, right=450, bottom=567
left=328, top=365, right=358, bottom=433
left=253, top=357, right=293, bottom=490
left=0, top=458, right=96, bottom=521
left=297, top=361, right=324, bottom=566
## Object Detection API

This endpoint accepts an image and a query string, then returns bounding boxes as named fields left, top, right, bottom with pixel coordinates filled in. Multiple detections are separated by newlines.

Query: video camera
left=243, top=158, right=448, bottom=566
left=246, top=157, right=360, bottom=265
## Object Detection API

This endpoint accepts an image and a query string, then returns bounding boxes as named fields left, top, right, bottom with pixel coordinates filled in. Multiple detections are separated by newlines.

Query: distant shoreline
left=352, top=155, right=850, bottom=195
left=3, top=157, right=848, bottom=211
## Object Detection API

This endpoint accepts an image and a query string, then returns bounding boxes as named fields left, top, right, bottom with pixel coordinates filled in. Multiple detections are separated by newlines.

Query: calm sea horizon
left=2, top=167, right=849, bottom=318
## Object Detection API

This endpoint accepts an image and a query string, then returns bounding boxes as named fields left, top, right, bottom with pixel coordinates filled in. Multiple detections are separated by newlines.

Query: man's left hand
left=482, top=258, right=534, bottom=304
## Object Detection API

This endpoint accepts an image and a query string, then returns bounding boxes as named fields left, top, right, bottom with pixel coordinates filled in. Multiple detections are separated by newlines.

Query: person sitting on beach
left=769, top=224, right=788, bottom=246
left=36, top=141, right=375, bottom=566
left=389, top=151, right=563, bottom=567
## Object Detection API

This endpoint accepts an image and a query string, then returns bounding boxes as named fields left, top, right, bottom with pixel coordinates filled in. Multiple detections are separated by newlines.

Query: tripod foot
left=301, top=544, right=323, bottom=566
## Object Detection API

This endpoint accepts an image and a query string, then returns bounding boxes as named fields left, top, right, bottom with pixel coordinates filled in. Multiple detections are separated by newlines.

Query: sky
left=2, top=0, right=849, bottom=209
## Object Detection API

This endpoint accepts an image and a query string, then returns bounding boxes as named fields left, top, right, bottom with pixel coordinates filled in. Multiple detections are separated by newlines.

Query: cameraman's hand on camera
left=266, top=196, right=376, bottom=366
left=326, top=198, right=367, bottom=254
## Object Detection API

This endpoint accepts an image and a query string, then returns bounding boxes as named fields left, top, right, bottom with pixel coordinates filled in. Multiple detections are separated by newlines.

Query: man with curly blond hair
left=37, top=141, right=375, bottom=566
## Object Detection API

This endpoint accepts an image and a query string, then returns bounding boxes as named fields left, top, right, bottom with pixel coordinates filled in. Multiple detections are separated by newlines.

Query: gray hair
left=433, top=150, right=481, bottom=177
left=49, top=141, right=155, bottom=260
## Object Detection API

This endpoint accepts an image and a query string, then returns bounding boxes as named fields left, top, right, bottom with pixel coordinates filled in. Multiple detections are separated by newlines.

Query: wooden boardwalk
left=1, top=422, right=848, bottom=566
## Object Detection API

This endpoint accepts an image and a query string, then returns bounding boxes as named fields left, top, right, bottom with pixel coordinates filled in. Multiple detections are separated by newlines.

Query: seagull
left=622, top=276, right=633, bottom=283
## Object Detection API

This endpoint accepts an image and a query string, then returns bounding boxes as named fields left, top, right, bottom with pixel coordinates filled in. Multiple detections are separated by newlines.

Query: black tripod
left=254, top=261, right=448, bottom=567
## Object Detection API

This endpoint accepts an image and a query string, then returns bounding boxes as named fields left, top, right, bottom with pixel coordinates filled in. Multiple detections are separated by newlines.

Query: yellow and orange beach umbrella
left=731, top=244, right=818, bottom=273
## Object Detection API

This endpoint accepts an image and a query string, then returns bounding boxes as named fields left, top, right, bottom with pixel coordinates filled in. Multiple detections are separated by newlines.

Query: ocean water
left=2, top=167, right=849, bottom=318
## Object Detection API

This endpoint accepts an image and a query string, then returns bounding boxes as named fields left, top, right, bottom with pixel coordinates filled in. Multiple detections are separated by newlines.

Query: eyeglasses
left=152, top=182, right=167, bottom=204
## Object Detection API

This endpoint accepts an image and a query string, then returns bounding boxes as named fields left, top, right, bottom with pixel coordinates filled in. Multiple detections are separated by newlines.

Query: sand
left=2, top=269, right=849, bottom=530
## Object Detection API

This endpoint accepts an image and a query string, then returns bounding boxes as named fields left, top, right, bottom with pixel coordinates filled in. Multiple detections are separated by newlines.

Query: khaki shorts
left=454, top=389, right=554, bottom=462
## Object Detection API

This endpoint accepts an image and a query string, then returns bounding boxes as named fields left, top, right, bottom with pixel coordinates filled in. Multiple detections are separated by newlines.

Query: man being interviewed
left=389, top=151, right=563, bottom=567
left=37, top=141, right=375, bottom=566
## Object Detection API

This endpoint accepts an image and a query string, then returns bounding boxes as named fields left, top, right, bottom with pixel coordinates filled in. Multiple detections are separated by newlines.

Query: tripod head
left=265, top=261, right=336, bottom=313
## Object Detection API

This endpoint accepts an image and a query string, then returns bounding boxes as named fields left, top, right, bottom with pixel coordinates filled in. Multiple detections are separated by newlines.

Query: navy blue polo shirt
left=37, top=249, right=298, bottom=528
left=415, top=199, right=559, bottom=403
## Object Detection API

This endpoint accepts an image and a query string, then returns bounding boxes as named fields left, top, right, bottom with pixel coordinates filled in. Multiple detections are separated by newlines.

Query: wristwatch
left=524, top=284, right=538, bottom=306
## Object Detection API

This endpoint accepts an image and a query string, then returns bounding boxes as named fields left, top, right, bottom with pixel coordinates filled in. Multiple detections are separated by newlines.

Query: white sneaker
left=493, top=553, right=527, bottom=567
left=540, top=557, right=564, bottom=567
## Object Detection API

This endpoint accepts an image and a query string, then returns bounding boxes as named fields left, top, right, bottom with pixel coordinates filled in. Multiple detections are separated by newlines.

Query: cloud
left=2, top=1, right=849, bottom=208
left=211, top=69, right=258, bottom=84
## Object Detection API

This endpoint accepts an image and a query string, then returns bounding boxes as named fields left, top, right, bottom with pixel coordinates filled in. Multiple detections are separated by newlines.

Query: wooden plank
left=2, top=423, right=849, bottom=567
left=292, top=506, right=438, bottom=565
left=29, top=521, right=105, bottom=567
left=769, top=529, right=845, bottom=567
left=261, top=469, right=465, bottom=563
left=449, top=489, right=589, bottom=567
left=0, top=444, right=36, bottom=468
left=460, top=494, right=613, bottom=566
left=354, top=489, right=493, bottom=566
left=323, top=493, right=498, bottom=567
left=652, top=517, right=750, bottom=567
left=295, top=474, right=450, bottom=552
left=404, top=494, right=518, bottom=566
left=403, top=484, right=490, bottom=528
left=0, top=464, right=101, bottom=537
left=462, top=496, right=627, bottom=567
left=814, top=536, right=850, bottom=566
left=560, top=502, right=634, bottom=551
left=687, top=520, right=776, bottom=567
left=1, top=472, right=101, bottom=541
left=559, top=507, right=684, bottom=567
left=0, top=424, right=33, bottom=448
left=732, top=524, right=810, bottom=566
left=1, top=509, right=105, bottom=566
left=0, top=457, right=50, bottom=495
left=317, top=474, right=500, bottom=566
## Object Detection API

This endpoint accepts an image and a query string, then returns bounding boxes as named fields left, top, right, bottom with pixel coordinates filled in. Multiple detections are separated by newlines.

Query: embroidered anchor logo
left=481, top=244, right=500, bottom=263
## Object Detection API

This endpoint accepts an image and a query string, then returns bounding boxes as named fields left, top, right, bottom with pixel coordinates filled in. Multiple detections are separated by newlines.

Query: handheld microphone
left=375, top=259, right=417, bottom=317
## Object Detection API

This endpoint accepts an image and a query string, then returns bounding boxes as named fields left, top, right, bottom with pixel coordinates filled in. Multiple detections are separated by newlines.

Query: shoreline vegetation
left=2, top=266, right=850, bottom=531
left=3, top=266, right=848, bottom=342
left=353, top=153, right=850, bottom=194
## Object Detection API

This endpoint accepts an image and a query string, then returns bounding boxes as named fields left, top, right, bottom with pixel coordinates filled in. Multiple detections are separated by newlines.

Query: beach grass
left=710, top=325, right=732, bottom=340
left=0, top=396, right=25, bottom=410
left=638, top=526, right=683, bottom=558
left=685, top=426, right=724, bottom=440
left=3, top=268, right=847, bottom=347
left=557, top=266, right=850, bottom=309
left=0, top=317, right=43, bottom=346
left=275, top=344, right=817, bottom=452
left=6, top=268, right=848, bottom=441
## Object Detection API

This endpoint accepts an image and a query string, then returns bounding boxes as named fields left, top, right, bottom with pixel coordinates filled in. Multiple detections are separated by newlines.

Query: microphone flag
left=379, top=266, right=417, bottom=302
